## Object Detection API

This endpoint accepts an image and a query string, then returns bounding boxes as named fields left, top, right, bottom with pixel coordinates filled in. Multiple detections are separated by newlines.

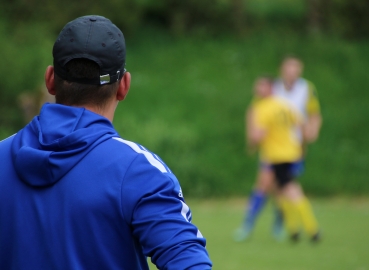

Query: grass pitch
left=149, top=197, right=369, bottom=269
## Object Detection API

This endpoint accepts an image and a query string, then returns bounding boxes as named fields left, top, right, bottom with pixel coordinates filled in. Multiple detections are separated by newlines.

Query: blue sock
left=243, top=191, right=267, bottom=231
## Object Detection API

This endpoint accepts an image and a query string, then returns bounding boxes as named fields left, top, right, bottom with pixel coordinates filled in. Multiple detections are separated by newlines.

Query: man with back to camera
left=0, top=15, right=212, bottom=270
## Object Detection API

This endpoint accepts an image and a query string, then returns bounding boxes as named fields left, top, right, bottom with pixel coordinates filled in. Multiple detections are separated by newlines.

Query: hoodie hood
left=11, top=103, right=119, bottom=187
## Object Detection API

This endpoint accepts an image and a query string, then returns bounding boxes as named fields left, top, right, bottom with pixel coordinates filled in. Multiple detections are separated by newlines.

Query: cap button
left=89, top=17, right=97, bottom=22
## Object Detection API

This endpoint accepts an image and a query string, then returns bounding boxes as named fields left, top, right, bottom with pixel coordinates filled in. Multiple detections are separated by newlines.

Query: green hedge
left=0, top=20, right=52, bottom=132
left=1, top=0, right=369, bottom=38
left=114, top=29, right=369, bottom=197
left=0, top=25, right=368, bottom=197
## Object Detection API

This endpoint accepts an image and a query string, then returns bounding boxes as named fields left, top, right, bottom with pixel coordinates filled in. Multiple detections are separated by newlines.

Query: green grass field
left=148, top=197, right=369, bottom=269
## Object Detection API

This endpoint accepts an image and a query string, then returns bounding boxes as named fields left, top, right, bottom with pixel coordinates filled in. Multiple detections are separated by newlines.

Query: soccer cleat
left=233, top=227, right=252, bottom=242
left=311, top=231, right=321, bottom=243
left=290, top=232, right=301, bottom=243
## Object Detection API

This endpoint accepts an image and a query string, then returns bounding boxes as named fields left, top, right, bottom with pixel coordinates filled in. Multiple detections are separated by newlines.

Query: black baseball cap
left=53, top=15, right=126, bottom=85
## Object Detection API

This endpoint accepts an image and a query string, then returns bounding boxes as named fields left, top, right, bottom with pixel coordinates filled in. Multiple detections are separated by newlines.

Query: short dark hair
left=281, top=54, right=302, bottom=64
left=257, top=74, right=274, bottom=85
left=54, top=59, right=119, bottom=109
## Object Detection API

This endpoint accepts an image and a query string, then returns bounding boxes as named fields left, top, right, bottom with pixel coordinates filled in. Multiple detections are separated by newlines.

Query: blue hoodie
left=0, top=103, right=212, bottom=270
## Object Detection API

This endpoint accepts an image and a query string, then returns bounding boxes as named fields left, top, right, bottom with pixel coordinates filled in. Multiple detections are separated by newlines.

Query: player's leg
left=272, top=160, right=304, bottom=239
left=271, top=197, right=285, bottom=241
left=277, top=194, right=300, bottom=240
left=278, top=181, right=303, bottom=241
left=279, top=180, right=320, bottom=242
left=273, top=163, right=302, bottom=241
left=292, top=185, right=320, bottom=241
left=234, top=165, right=273, bottom=241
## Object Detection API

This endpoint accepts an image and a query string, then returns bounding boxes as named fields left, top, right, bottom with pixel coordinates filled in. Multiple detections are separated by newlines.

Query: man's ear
left=116, top=71, right=131, bottom=101
left=45, top=66, right=56, bottom=95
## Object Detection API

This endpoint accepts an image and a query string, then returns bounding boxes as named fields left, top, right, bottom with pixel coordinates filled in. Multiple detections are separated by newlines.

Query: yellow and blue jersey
left=253, top=97, right=303, bottom=164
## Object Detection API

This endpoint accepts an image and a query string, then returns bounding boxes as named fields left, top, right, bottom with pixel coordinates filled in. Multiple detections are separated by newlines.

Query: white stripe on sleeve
left=180, top=201, right=190, bottom=222
left=112, top=137, right=167, bottom=173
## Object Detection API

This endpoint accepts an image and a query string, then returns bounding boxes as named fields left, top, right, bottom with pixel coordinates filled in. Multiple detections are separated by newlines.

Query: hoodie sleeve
left=120, top=153, right=212, bottom=270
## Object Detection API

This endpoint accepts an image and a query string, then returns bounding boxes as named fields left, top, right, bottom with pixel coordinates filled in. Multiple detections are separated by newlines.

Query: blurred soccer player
left=236, top=76, right=320, bottom=242
left=273, top=56, right=322, bottom=144
left=235, top=77, right=280, bottom=241
left=271, top=56, right=322, bottom=236
left=234, top=57, right=322, bottom=241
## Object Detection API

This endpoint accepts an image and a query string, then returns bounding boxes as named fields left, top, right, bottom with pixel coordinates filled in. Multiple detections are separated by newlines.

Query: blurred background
left=0, top=0, right=368, bottom=269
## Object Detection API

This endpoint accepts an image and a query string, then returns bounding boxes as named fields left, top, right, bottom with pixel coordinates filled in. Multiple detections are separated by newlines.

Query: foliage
left=320, top=0, right=369, bottom=38
left=0, top=4, right=368, bottom=197
left=0, top=20, right=53, bottom=131
left=1, top=0, right=369, bottom=38
left=112, top=28, right=369, bottom=197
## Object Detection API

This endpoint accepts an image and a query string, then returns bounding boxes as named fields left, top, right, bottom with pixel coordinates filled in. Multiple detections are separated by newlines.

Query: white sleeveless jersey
left=272, top=78, right=310, bottom=119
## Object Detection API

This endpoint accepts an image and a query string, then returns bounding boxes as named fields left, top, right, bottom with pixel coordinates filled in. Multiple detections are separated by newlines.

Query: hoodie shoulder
left=111, top=137, right=171, bottom=174
left=0, top=134, right=16, bottom=159
left=0, top=134, right=16, bottom=144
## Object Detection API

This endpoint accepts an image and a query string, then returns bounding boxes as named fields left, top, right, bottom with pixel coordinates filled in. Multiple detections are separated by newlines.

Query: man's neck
left=283, top=80, right=297, bottom=91
left=80, top=102, right=117, bottom=123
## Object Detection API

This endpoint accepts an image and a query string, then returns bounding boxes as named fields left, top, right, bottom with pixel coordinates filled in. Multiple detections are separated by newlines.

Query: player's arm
left=303, top=82, right=322, bottom=143
left=121, top=154, right=212, bottom=270
left=303, top=113, right=322, bottom=143
left=245, top=107, right=258, bottom=154
left=247, top=107, right=267, bottom=146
